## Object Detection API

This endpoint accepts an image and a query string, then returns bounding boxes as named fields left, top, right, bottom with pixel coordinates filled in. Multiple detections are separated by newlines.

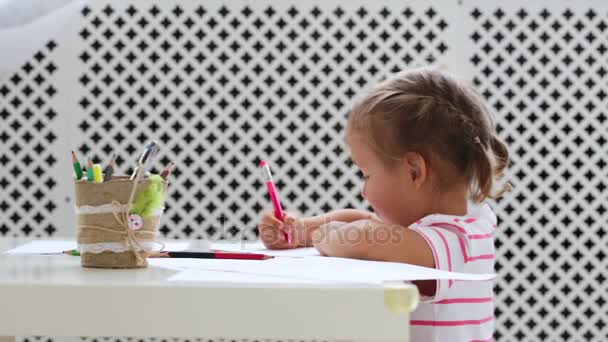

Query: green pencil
left=86, top=158, right=95, bottom=181
left=71, top=151, right=83, bottom=180
left=62, top=249, right=80, bottom=256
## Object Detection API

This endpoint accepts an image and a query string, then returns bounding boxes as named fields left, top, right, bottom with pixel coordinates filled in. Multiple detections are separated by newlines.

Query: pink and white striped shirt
left=408, top=202, right=497, bottom=342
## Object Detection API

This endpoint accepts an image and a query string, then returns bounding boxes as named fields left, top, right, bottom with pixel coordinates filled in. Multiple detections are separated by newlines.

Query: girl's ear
left=402, top=152, right=428, bottom=189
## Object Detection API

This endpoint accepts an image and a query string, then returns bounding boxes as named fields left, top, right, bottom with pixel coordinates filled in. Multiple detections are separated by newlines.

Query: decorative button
left=128, top=214, right=143, bottom=230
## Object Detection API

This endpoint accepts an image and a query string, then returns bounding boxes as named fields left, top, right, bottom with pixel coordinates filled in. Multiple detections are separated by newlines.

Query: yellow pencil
left=93, top=164, right=103, bottom=183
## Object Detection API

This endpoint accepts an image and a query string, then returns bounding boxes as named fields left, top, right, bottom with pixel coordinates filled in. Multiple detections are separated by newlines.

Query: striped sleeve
left=410, top=224, right=468, bottom=302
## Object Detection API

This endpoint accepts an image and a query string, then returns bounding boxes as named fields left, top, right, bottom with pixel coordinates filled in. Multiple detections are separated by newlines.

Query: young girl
left=258, top=67, right=510, bottom=341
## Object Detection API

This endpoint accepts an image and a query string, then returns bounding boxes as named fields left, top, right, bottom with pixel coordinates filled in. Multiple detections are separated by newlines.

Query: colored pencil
left=71, top=151, right=83, bottom=180
left=260, top=159, right=290, bottom=244
left=149, top=251, right=273, bottom=260
left=103, top=154, right=116, bottom=182
left=160, top=162, right=175, bottom=180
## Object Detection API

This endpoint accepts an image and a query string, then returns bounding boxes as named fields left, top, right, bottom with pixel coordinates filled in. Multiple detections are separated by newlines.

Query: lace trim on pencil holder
left=78, top=200, right=152, bottom=265
left=75, top=203, right=165, bottom=216
left=79, top=241, right=165, bottom=254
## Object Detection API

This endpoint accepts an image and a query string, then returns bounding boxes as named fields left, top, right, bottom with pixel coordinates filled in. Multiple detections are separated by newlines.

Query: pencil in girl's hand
left=160, top=162, right=175, bottom=180
left=86, top=158, right=95, bottom=181
left=71, top=151, right=83, bottom=180
left=260, top=160, right=290, bottom=244
left=103, top=154, right=116, bottom=182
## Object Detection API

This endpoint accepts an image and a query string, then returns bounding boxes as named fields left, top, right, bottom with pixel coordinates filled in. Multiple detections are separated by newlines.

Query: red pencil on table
left=260, top=160, right=291, bottom=244
left=149, top=251, right=273, bottom=260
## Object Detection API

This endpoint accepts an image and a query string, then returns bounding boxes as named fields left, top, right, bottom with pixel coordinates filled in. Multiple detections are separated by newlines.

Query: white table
left=0, top=238, right=418, bottom=341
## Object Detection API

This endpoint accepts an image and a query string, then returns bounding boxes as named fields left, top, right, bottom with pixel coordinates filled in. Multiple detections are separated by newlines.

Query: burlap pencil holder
left=74, top=175, right=168, bottom=268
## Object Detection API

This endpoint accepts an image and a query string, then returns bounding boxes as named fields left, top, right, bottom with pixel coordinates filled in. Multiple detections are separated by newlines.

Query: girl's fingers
left=266, top=212, right=284, bottom=226
left=259, top=211, right=301, bottom=249
left=258, top=220, right=273, bottom=231
left=282, top=214, right=298, bottom=231
left=261, top=215, right=282, bottom=228
left=260, top=227, right=288, bottom=249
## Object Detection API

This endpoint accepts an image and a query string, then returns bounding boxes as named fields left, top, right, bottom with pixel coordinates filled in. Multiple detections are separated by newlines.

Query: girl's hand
left=258, top=211, right=302, bottom=249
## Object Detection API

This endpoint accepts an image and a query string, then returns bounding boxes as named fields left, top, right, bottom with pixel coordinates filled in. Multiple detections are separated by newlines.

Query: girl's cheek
left=364, top=184, right=378, bottom=206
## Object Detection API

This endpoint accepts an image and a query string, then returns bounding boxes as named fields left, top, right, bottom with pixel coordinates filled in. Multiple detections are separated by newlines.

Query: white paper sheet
left=149, top=258, right=272, bottom=271
left=210, top=241, right=321, bottom=257
left=158, top=241, right=191, bottom=252
left=168, top=269, right=336, bottom=284
left=3, top=240, right=77, bottom=254
left=150, top=256, right=495, bottom=284
left=3, top=240, right=190, bottom=254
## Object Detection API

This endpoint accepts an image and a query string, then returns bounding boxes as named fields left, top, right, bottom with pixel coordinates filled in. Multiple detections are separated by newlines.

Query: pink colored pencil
left=260, top=160, right=290, bottom=244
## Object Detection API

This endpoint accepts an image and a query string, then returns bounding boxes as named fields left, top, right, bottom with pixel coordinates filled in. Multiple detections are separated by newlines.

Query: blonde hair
left=347, top=67, right=511, bottom=203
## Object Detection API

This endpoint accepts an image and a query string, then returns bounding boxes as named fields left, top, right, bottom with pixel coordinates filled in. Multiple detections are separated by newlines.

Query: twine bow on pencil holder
left=74, top=173, right=167, bottom=268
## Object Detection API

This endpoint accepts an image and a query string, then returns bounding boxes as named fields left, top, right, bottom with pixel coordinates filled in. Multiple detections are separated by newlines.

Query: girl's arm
left=311, top=219, right=437, bottom=295
left=311, top=219, right=434, bottom=267
left=294, top=209, right=377, bottom=247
